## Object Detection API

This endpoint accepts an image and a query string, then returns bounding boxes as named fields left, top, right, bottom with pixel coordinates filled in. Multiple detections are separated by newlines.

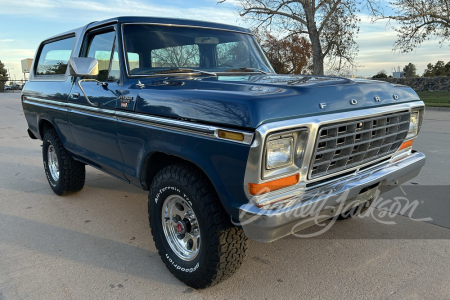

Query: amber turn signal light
left=217, top=129, right=245, bottom=142
left=398, top=139, right=413, bottom=151
left=248, top=174, right=300, bottom=196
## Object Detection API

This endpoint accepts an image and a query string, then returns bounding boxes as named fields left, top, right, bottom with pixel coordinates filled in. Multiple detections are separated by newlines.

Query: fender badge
left=374, top=96, right=380, bottom=102
left=319, top=103, right=327, bottom=109
left=349, top=99, right=358, bottom=105
left=393, top=95, right=399, bottom=100
left=119, top=95, right=133, bottom=102
left=119, top=95, right=133, bottom=108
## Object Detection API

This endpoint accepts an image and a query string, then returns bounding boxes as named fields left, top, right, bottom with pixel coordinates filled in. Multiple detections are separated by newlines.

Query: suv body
left=22, top=16, right=426, bottom=288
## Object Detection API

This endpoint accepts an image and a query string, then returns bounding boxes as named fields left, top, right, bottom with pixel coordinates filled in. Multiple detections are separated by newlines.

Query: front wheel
left=148, top=164, right=248, bottom=289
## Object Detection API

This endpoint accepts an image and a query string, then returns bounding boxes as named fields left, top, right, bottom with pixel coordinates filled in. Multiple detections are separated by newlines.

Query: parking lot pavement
left=1, top=93, right=449, bottom=300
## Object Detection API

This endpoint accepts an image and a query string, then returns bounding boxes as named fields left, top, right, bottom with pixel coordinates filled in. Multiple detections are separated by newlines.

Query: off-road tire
left=148, top=164, right=249, bottom=289
left=42, top=128, right=85, bottom=195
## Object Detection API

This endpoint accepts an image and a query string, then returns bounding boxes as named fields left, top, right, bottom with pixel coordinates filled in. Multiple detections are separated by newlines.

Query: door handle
left=71, top=92, right=80, bottom=99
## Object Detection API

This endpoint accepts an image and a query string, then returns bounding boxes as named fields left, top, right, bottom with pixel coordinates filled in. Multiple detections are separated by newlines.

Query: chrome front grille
left=309, top=111, right=410, bottom=179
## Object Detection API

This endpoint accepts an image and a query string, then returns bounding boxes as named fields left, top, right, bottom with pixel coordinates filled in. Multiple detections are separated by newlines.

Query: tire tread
left=43, top=129, right=85, bottom=195
left=148, top=163, right=248, bottom=289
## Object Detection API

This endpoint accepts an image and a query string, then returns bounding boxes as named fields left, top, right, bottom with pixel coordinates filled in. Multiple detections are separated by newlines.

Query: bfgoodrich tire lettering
left=42, top=128, right=85, bottom=195
left=148, top=164, right=249, bottom=289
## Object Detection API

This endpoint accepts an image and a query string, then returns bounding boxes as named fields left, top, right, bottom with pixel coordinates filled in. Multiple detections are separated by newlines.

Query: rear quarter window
left=35, top=36, right=75, bottom=76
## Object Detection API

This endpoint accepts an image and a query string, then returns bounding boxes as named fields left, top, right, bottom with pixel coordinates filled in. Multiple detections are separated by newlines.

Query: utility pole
left=7, top=68, right=13, bottom=84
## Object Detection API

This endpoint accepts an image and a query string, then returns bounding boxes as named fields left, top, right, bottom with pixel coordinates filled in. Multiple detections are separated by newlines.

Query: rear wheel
left=42, top=128, right=85, bottom=195
left=148, top=164, right=249, bottom=289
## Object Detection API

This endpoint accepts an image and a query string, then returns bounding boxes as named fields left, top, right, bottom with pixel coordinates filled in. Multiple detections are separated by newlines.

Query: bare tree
left=384, top=0, right=450, bottom=53
left=217, top=41, right=251, bottom=67
left=219, top=0, right=376, bottom=75
left=152, top=45, right=200, bottom=68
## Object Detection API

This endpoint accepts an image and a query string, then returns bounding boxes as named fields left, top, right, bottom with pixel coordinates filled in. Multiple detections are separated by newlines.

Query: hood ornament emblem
left=136, top=80, right=145, bottom=88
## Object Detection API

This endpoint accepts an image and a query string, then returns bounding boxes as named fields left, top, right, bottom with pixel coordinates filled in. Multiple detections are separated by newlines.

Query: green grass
left=416, top=91, right=450, bottom=107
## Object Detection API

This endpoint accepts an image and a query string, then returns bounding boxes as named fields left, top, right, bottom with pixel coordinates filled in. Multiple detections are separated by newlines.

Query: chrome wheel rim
left=47, top=144, right=59, bottom=182
left=161, top=195, right=200, bottom=261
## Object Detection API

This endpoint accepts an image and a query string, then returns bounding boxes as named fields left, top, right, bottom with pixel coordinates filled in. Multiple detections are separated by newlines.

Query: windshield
left=122, top=24, right=274, bottom=75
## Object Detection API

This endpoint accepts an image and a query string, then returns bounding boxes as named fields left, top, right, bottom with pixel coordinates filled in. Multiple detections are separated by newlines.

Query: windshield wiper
left=149, top=68, right=216, bottom=76
left=224, top=67, right=268, bottom=74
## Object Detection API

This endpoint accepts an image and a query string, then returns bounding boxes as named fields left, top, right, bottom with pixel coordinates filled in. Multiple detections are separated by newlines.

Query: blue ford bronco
left=22, top=16, right=426, bottom=288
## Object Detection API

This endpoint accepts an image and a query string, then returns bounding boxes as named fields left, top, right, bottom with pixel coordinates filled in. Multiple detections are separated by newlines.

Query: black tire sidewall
left=149, top=180, right=208, bottom=277
left=42, top=134, right=61, bottom=189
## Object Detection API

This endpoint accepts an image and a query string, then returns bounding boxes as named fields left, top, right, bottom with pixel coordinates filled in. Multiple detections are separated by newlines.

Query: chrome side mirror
left=69, top=57, right=99, bottom=77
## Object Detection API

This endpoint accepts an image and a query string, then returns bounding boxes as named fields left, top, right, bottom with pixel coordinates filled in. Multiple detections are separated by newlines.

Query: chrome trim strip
left=26, top=97, right=65, bottom=107
left=67, top=102, right=115, bottom=115
left=120, top=22, right=252, bottom=78
left=116, top=117, right=214, bottom=137
left=23, top=96, right=254, bottom=144
left=23, top=99, right=68, bottom=112
left=115, top=110, right=215, bottom=135
left=243, top=101, right=425, bottom=204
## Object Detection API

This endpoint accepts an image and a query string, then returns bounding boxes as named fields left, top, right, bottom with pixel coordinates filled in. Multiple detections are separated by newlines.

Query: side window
left=85, top=31, right=117, bottom=82
left=35, top=36, right=75, bottom=76
left=151, top=45, right=199, bottom=68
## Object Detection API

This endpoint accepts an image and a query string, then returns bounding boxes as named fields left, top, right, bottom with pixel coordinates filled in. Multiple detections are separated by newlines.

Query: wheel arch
left=38, top=117, right=56, bottom=140
left=140, top=151, right=215, bottom=193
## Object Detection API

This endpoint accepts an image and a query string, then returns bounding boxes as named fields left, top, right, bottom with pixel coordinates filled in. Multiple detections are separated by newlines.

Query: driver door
left=68, top=27, right=125, bottom=178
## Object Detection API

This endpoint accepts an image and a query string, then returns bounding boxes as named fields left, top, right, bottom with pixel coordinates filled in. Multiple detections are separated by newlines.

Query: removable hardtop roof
left=42, top=16, right=252, bottom=43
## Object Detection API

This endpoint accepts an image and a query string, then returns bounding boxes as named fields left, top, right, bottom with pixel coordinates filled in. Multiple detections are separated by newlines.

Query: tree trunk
left=302, top=2, right=324, bottom=75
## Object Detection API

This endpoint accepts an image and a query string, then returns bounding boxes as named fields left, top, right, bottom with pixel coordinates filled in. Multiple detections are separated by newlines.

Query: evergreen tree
left=423, top=63, right=436, bottom=77
left=403, top=63, right=417, bottom=78
left=372, top=70, right=388, bottom=79
left=0, top=60, right=9, bottom=91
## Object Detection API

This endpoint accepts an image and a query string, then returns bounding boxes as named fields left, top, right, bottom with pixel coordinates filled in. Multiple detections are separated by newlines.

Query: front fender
left=116, top=120, right=251, bottom=219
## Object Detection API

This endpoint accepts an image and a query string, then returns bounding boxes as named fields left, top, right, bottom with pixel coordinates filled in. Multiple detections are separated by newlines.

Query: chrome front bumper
left=238, top=151, right=426, bottom=243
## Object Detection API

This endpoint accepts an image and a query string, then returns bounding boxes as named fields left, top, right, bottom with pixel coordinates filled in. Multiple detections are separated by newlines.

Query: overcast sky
left=0, top=0, right=448, bottom=80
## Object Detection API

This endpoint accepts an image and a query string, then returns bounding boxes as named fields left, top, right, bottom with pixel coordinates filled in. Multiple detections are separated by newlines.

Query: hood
left=132, top=74, right=420, bottom=130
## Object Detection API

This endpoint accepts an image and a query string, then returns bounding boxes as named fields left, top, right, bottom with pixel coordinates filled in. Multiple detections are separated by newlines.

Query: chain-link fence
left=0, top=80, right=28, bottom=92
